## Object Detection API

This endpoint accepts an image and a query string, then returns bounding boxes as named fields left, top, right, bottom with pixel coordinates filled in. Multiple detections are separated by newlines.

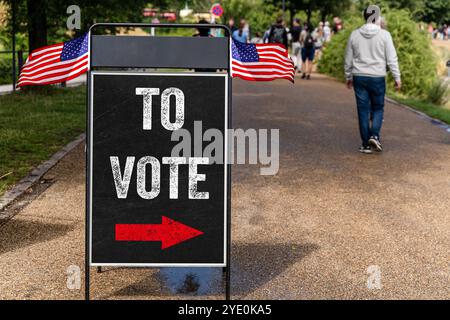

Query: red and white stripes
left=17, top=43, right=88, bottom=87
left=231, top=44, right=295, bottom=82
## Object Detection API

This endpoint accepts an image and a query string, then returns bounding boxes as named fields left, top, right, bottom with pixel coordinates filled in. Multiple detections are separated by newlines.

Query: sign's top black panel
left=91, top=35, right=229, bottom=69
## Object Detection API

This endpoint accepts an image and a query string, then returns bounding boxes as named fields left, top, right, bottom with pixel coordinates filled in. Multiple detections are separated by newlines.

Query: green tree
left=0, top=0, right=29, bottom=50
left=315, top=0, right=352, bottom=23
left=420, top=0, right=450, bottom=24
left=221, top=0, right=256, bottom=23
left=1, top=0, right=149, bottom=51
left=48, top=0, right=149, bottom=37
left=357, top=0, right=425, bottom=13
left=27, top=0, right=47, bottom=50
left=222, top=0, right=280, bottom=34
left=356, top=0, right=449, bottom=23
left=152, top=0, right=212, bottom=12
left=266, top=0, right=351, bottom=26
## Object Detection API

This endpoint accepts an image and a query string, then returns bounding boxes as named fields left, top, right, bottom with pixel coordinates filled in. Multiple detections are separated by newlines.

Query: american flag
left=231, top=40, right=294, bottom=82
left=18, top=33, right=89, bottom=87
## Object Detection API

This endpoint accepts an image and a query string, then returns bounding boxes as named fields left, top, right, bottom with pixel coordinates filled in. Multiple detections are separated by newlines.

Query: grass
left=0, top=86, right=86, bottom=196
left=0, top=53, right=14, bottom=85
left=388, top=93, right=450, bottom=125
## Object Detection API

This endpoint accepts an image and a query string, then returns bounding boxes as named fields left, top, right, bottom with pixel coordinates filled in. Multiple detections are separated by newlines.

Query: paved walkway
left=0, top=74, right=86, bottom=95
left=1, top=74, right=450, bottom=299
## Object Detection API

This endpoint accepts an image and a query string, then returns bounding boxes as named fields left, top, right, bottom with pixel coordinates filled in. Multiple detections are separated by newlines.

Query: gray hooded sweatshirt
left=345, top=23, right=401, bottom=81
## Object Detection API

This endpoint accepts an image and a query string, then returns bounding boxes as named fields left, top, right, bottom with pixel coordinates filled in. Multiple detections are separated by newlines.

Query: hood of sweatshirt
left=358, top=23, right=381, bottom=39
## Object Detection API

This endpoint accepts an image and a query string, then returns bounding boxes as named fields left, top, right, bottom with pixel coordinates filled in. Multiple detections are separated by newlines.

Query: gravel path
left=1, top=74, right=449, bottom=300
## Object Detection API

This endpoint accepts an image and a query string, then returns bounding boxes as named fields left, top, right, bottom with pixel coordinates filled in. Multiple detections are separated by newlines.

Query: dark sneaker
left=306, top=74, right=311, bottom=80
left=369, top=136, right=383, bottom=152
left=301, top=73, right=306, bottom=79
left=359, top=146, right=373, bottom=154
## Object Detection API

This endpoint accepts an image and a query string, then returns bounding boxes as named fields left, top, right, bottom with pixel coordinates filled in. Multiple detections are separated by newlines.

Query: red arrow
left=115, top=216, right=204, bottom=249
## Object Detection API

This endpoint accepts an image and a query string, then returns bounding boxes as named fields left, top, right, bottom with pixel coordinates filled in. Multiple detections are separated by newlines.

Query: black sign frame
left=89, top=71, right=229, bottom=267
left=86, top=23, right=232, bottom=300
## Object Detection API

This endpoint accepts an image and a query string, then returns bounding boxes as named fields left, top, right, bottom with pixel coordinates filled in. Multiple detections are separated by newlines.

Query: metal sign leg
left=85, top=76, right=90, bottom=301
left=85, top=264, right=90, bottom=300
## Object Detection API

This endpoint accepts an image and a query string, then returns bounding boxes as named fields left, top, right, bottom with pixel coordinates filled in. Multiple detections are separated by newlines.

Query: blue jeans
left=353, top=76, right=386, bottom=147
left=301, top=47, right=315, bottom=62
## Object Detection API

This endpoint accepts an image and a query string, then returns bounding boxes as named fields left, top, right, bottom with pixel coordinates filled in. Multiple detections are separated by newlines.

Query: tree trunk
left=27, top=0, right=47, bottom=51
left=307, top=7, right=312, bottom=25
left=289, top=5, right=295, bottom=28
left=321, top=10, right=329, bottom=23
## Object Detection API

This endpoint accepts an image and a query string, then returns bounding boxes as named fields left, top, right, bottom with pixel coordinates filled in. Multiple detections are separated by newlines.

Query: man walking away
left=290, top=18, right=302, bottom=73
left=345, top=5, right=401, bottom=154
left=268, top=17, right=288, bottom=49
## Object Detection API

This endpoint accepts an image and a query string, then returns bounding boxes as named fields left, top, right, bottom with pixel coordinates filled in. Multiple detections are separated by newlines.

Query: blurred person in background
left=324, top=21, right=332, bottom=42
left=232, top=20, right=249, bottom=43
left=194, top=19, right=210, bottom=37
left=427, top=23, right=434, bottom=39
left=332, top=16, right=343, bottom=34
left=263, top=27, right=271, bottom=43
left=379, top=16, right=387, bottom=30
left=300, top=23, right=316, bottom=80
left=268, top=17, right=288, bottom=48
left=242, top=19, right=251, bottom=42
left=290, top=18, right=303, bottom=73
left=228, top=17, right=237, bottom=34
left=437, top=25, right=447, bottom=40
left=251, top=32, right=264, bottom=44
left=313, top=22, right=325, bottom=59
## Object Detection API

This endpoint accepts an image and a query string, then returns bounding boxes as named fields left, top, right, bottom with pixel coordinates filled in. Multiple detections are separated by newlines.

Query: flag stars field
left=60, top=33, right=89, bottom=61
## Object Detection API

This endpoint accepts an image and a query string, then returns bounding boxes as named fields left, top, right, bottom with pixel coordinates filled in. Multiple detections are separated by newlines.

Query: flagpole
left=11, top=0, right=16, bottom=91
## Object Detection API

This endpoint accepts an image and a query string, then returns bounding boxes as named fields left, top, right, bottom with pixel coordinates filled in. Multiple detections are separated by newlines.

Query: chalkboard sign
left=89, top=72, right=228, bottom=266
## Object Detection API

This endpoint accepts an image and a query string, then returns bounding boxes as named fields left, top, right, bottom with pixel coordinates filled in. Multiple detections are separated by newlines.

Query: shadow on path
left=108, top=242, right=318, bottom=298
left=0, top=219, right=74, bottom=255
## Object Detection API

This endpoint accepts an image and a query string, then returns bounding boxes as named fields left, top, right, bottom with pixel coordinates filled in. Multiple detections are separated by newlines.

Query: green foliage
left=0, top=28, right=28, bottom=52
left=222, top=0, right=280, bottom=35
left=318, top=17, right=360, bottom=81
left=265, top=0, right=351, bottom=24
left=390, top=93, right=450, bottom=124
left=67, top=0, right=149, bottom=33
left=247, top=3, right=281, bottom=35
left=294, top=10, right=322, bottom=27
left=220, top=0, right=255, bottom=23
left=384, top=10, right=438, bottom=98
left=0, top=55, right=12, bottom=85
left=151, top=0, right=211, bottom=12
left=356, top=0, right=425, bottom=18
left=426, top=79, right=449, bottom=105
left=356, top=0, right=449, bottom=24
left=1, top=0, right=149, bottom=46
left=419, top=0, right=450, bottom=24
left=318, top=10, right=439, bottom=100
